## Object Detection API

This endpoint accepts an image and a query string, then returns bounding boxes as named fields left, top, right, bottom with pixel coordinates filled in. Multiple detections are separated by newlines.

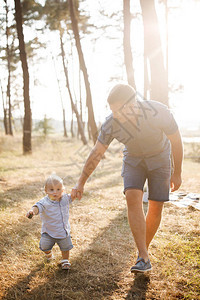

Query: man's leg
left=125, top=189, right=149, bottom=262
left=146, top=200, right=164, bottom=249
left=146, top=160, right=170, bottom=249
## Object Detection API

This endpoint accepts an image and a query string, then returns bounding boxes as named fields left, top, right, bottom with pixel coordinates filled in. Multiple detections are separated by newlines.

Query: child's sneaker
left=60, top=259, right=71, bottom=270
left=45, top=251, right=54, bottom=262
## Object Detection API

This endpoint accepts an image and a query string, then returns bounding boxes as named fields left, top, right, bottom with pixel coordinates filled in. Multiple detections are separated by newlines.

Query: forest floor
left=0, top=134, right=199, bottom=300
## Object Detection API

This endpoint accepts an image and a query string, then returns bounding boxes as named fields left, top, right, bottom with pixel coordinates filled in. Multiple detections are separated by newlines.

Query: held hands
left=170, top=173, right=182, bottom=192
left=71, top=184, right=84, bottom=200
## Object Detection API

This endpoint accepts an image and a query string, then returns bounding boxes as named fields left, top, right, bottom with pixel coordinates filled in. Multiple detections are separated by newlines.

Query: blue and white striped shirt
left=33, top=193, right=72, bottom=239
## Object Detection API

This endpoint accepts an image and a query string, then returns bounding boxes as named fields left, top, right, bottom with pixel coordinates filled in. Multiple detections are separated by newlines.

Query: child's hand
left=26, top=210, right=34, bottom=219
left=71, top=184, right=84, bottom=200
left=70, top=193, right=76, bottom=201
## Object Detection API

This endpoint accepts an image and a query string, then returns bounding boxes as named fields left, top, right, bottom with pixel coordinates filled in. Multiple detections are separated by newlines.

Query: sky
left=1, top=0, right=200, bottom=130
left=166, top=0, right=200, bottom=128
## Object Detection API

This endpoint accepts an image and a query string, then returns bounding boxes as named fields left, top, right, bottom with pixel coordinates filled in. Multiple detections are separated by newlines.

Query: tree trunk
left=59, top=29, right=87, bottom=145
left=87, top=121, right=92, bottom=140
left=71, top=111, right=74, bottom=138
left=165, top=0, right=169, bottom=95
left=76, top=67, right=82, bottom=140
left=5, top=0, right=13, bottom=135
left=0, top=79, right=8, bottom=135
left=51, top=52, right=68, bottom=137
left=7, top=74, right=13, bottom=136
left=123, top=0, right=136, bottom=89
left=68, top=0, right=98, bottom=144
left=3, top=109, right=9, bottom=135
left=62, top=108, right=67, bottom=137
left=140, top=0, right=168, bottom=105
left=143, top=54, right=149, bottom=99
left=14, top=0, right=32, bottom=153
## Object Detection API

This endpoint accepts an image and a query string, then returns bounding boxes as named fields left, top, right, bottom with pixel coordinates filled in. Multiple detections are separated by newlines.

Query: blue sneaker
left=131, top=258, right=152, bottom=273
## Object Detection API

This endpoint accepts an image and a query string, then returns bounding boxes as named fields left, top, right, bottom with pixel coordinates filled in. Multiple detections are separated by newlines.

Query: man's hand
left=170, top=173, right=182, bottom=192
left=71, top=184, right=84, bottom=200
left=167, top=130, right=183, bottom=192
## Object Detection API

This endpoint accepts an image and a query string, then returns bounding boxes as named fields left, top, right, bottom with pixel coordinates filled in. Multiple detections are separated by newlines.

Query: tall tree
left=68, top=0, right=98, bottom=144
left=0, top=79, right=8, bottom=134
left=14, top=0, right=32, bottom=153
left=1, top=0, right=43, bottom=138
left=5, top=0, right=13, bottom=135
left=43, top=0, right=87, bottom=142
left=164, top=0, right=168, bottom=95
left=140, top=0, right=168, bottom=105
left=60, top=29, right=87, bottom=145
left=51, top=52, right=68, bottom=137
left=123, top=0, right=136, bottom=89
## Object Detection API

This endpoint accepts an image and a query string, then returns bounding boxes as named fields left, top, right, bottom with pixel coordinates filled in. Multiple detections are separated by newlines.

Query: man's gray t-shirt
left=33, top=193, right=72, bottom=239
left=98, top=100, right=178, bottom=170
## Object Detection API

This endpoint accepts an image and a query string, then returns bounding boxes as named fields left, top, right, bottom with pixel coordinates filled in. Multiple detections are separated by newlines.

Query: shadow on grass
left=0, top=151, right=122, bottom=210
left=71, top=158, right=122, bottom=188
left=0, top=180, right=43, bottom=209
left=1, top=206, right=150, bottom=300
left=0, top=173, right=76, bottom=210
left=126, top=273, right=150, bottom=300
left=1, top=263, right=45, bottom=300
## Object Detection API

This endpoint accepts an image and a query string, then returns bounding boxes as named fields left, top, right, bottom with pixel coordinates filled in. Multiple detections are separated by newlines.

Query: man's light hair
left=44, top=174, right=64, bottom=188
left=107, top=83, right=136, bottom=105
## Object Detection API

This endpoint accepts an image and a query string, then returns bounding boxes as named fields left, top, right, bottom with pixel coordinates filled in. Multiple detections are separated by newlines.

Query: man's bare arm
left=167, top=129, right=183, bottom=191
left=71, top=140, right=108, bottom=199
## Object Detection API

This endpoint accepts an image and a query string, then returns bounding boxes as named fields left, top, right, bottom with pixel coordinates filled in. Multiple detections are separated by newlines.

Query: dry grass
left=0, top=133, right=200, bottom=300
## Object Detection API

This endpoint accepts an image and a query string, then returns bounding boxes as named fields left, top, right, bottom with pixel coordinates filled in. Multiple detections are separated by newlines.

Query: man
left=71, top=83, right=183, bottom=273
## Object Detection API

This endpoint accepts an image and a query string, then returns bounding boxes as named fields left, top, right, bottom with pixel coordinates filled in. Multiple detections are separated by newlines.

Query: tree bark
left=51, top=52, right=68, bottom=137
left=0, top=79, right=8, bottom=134
left=3, top=109, right=8, bottom=135
left=71, top=111, right=74, bottom=138
left=62, top=108, right=67, bottom=137
left=165, top=0, right=169, bottom=96
left=140, top=0, right=168, bottom=105
left=79, top=67, right=83, bottom=122
left=143, top=54, right=149, bottom=100
left=5, top=0, right=13, bottom=135
left=14, top=0, right=32, bottom=153
left=123, top=0, right=136, bottom=89
left=59, top=29, right=87, bottom=145
left=68, top=0, right=98, bottom=144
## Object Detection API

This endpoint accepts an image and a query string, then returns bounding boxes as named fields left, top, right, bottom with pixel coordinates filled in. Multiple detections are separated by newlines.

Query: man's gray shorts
left=121, top=160, right=171, bottom=202
left=39, top=232, right=73, bottom=252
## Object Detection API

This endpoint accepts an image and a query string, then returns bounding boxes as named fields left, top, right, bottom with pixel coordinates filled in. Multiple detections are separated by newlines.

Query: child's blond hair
left=44, top=174, right=64, bottom=189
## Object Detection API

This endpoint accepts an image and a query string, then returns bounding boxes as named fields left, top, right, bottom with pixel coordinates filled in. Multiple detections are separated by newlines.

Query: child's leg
left=57, top=236, right=73, bottom=270
left=44, top=250, right=54, bottom=261
left=57, top=235, right=73, bottom=261
left=61, top=250, right=69, bottom=260
left=60, top=251, right=70, bottom=270
left=39, top=233, right=55, bottom=261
